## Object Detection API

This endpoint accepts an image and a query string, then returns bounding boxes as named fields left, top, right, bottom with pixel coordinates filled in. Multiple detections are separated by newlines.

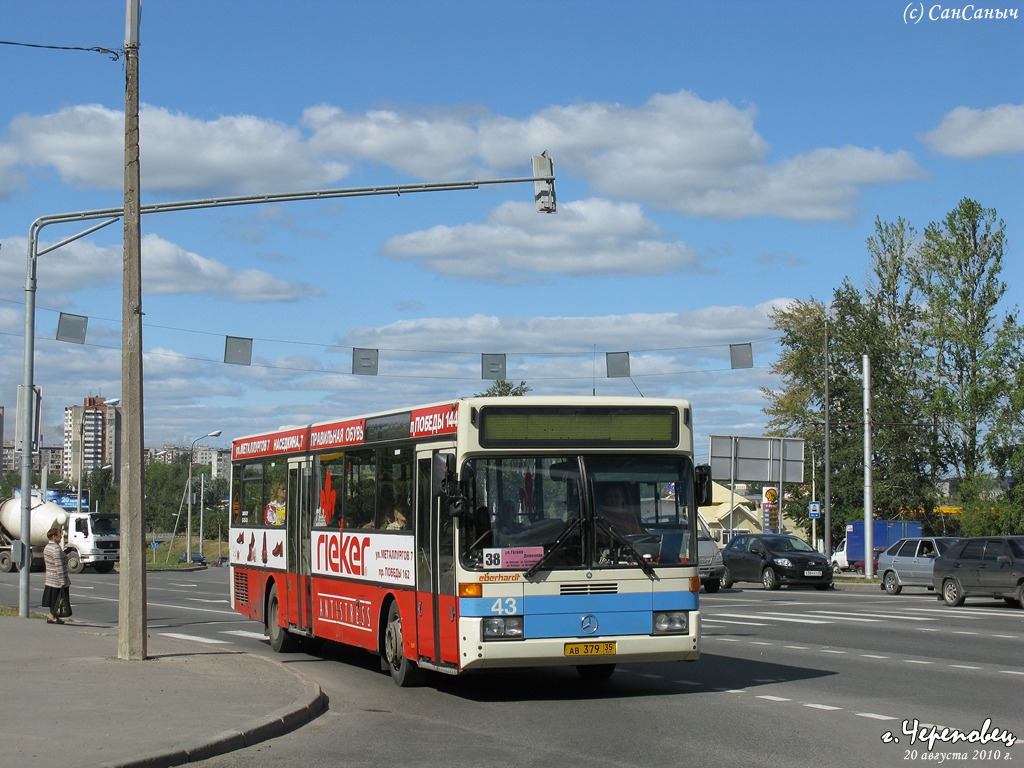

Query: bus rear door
left=286, top=459, right=314, bottom=634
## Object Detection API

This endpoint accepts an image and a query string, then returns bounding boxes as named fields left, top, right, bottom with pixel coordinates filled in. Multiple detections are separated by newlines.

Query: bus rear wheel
left=267, top=584, right=298, bottom=653
left=383, top=601, right=425, bottom=687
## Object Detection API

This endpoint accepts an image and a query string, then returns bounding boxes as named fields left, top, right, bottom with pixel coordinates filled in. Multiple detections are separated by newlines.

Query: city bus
left=228, top=396, right=710, bottom=686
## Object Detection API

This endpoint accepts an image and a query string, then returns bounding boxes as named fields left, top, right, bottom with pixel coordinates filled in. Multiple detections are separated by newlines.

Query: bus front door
left=415, top=453, right=460, bottom=669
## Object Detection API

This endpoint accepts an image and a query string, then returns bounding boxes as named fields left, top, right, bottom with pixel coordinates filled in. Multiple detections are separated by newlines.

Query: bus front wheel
left=383, top=601, right=425, bottom=687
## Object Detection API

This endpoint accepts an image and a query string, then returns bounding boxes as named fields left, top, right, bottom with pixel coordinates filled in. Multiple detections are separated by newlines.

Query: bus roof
left=231, top=395, right=693, bottom=461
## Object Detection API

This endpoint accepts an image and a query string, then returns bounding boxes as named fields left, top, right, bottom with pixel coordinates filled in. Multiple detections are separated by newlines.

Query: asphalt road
left=2, top=569, right=1021, bottom=767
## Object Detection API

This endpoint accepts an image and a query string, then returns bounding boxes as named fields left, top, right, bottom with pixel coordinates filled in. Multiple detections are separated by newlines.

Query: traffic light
left=532, top=152, right=556, bottom=213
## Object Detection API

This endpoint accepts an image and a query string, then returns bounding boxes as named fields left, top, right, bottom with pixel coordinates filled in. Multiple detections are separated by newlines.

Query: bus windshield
left=459, top=454, right=696, bottom=571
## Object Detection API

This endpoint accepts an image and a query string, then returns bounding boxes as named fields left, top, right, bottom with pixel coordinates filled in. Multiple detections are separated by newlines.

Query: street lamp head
left=208, top=430, right=222, bottom=438
left=103, top=398, right=121, bottom=407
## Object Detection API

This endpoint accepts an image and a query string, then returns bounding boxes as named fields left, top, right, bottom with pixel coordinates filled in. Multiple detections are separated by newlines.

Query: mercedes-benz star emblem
left=580, top=614, right=599, bottom=634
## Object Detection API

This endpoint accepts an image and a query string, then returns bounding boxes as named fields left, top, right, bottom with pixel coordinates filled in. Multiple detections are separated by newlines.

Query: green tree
left=142, top=460, right=188, bottom=532
left=87, top=465, right=119, bottom=515
left=766, top=200, right=1020, bottom=538
left=917, top=199, right=1015, bottom=522
left=475, top=379, right=532, bottom=397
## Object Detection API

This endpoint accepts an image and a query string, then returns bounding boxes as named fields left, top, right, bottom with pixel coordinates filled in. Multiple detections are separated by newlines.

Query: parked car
left=213, top=556, right=230, bottom=567
left=849, top=547, right=884, bottom=576
left=932, top=536, right=1024, bottom=607
left=178, top=552, right=208, bottom=566
left=721, top=533, right=832, bottom=591
left=697, top=518, right=725, bottom=593
left=877, top=537, right=959, bottom=594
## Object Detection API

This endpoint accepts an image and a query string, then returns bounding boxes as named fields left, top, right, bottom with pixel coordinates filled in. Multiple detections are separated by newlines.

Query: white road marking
left=702, top=618, right=767, bottom=626
left=713, top=612, right=829, bottom=625
left=158, top=632, right=232, bottom=644
left=810, top=610, right=932, bottom=622
left=221, top=629, right=267, bottom=640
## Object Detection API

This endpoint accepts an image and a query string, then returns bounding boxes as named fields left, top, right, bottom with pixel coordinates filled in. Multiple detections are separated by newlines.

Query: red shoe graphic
left=247, top=533, right=256, bottom=562
left=261, top=532, right=268, bottom=564
left=272, top=542, right=283, bottom=557
left=236, top=531, right=244, bottom=544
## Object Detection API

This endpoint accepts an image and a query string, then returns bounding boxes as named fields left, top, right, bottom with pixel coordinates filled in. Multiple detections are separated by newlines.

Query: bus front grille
left=560, top=582, right=618, bottom=595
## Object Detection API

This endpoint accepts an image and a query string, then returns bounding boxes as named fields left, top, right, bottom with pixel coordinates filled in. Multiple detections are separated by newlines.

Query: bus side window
left=345, top=448, right=377, bottom=529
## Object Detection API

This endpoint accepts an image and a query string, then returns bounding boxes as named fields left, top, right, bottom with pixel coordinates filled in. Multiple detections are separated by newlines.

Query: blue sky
left=1, top=0, right=1021, bottom=460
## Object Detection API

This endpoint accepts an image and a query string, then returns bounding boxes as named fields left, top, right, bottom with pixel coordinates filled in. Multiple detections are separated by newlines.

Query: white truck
left=0, top=495, right=120, bottom=574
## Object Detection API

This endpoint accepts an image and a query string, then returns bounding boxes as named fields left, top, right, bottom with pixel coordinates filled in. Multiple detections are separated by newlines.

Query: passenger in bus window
left=265, top=485, right=286, bottom=526
left=387, top=506, right=408, bottom=530
left=597, top=483, right=643, bottom=534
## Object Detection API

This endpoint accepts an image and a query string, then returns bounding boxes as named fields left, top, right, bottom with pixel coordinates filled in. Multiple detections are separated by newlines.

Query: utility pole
left=118, top=0, right=146, bottom=661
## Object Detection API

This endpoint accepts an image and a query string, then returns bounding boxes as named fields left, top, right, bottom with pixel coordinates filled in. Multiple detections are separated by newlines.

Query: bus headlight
left=653, top=611, right=689, bottom=634
left=482, top=616, right=525, bottom=640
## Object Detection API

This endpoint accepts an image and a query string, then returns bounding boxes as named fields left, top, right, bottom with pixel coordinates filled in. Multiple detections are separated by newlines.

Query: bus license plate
left=804, top=570, right=822, bottom=577
left=564, top=642, right=616, bottom=657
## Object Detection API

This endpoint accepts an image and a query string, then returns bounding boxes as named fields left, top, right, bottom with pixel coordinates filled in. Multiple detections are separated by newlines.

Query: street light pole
left=187, top=431, right=221, bottom=564
left=18, top=168, right=554, bottom=620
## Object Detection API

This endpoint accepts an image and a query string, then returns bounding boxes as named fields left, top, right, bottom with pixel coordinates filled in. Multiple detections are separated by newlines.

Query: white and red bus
left=229, top=396, right=710, bottom=686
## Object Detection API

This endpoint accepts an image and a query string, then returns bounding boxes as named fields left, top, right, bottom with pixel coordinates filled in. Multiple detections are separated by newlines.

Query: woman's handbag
left=53, top=588, right=73, bottom=618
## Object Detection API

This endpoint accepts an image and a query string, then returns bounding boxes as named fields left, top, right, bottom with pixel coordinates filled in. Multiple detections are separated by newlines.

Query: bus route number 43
left=491, top=598, right=518, bottom=615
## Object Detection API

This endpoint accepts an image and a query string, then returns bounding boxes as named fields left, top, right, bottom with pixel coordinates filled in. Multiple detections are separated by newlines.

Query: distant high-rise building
left=63, top=397, right=122, bottom=485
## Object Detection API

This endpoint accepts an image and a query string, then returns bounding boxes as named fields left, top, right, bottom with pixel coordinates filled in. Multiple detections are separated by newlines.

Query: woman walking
left=42, top=527, right=71, bottom=624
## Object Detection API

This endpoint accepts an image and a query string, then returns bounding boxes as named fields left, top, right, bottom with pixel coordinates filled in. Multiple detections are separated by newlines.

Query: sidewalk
left=0, top=616, right=326, bottom=768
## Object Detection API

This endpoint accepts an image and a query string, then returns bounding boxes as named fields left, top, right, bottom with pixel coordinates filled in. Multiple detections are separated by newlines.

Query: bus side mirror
left=694, top=464, right=712, bottom=507
left=432, top=452, right=463, bottom=516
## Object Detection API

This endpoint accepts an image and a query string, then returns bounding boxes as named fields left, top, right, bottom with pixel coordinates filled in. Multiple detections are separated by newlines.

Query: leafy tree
left=475, top=379, right=532, bottom=397
left=87, top=465, right=119, bottom=515
left=766, top=200, right=1021, bottom=539
left=917, top=199, right=1017, bottom=530
left=142, top=461, right=188, bottom=532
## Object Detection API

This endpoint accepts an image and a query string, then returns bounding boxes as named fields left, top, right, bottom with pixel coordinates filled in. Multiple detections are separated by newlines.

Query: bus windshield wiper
left=524, top=517, right=583, bottom=578
left=594, top=517, right=656, bottom=577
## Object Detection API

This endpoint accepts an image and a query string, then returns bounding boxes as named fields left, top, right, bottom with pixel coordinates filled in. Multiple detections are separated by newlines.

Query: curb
left=98, top=658, right=328, bottom=768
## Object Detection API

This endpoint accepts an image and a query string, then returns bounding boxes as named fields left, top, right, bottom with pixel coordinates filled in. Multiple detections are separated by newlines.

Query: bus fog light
left=653, top=611, right=688, bottom=634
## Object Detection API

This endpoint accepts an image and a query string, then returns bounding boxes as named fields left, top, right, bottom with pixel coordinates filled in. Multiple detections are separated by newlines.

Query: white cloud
left=0, top=142, right=24, bottom=197
left=9, top=104, right=348, bottom=193
left=303, top=104, right=484, bottom=179
left=382, top=198, right=703, bottom=282
left=344, top=301, right=786, bottom=359
left=475, top=91, right=920, bottom=220
left=5, top=92, right=920, bottom=221
left=140, top=234, right=323, bottom=301
left=0, top=234, right=318, bottom=302
left=0, top=299, right=784, bottom=449
left=920, top=103, right=1024, bottom=159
